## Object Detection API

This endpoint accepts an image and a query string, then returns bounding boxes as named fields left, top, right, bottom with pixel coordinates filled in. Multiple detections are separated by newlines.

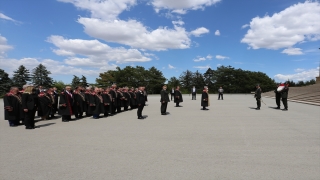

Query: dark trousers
left=192, top=92, right=196, bottom=100
left=282, top=98, right=288, bottom=109
left=104, top=105, right=110, bottom=116
left=218, top=93, right=223, bottom=100
left=176, top=102, right=180, bottom=107
left=112, top=104, right=116, bottom=114
left=276, top=96, right=281, bottom=108
left=8, top=120, right=20, bottom=126
left=117, top=106, right=121, bottom=113
left=137, top=105, right=144, bottom=117
left=24, top=109, right=36, bottom=128
left=161, top=102, right=168, bottom=114
left=171, top=93, right=174, bottom=101
left=62, top=115, right=71, bottom=121
left=256, top=98, right=261, bottom=108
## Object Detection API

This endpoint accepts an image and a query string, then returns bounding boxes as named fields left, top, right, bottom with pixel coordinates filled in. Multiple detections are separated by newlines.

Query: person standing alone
left=218, top=87, right=224, bottom=100
left=160, top=85, right=170, bottom=115
left=191, top=86, right=197, bottom=100
left=254, top=84, right=262, bottom=110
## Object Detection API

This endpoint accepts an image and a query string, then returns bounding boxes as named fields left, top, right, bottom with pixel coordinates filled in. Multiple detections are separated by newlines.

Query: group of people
left=254, top=83, right=289, bottom=110
left=3, top=84, right=149, bottom=129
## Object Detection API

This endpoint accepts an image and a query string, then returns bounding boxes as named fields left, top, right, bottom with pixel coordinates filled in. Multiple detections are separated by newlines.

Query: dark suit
left=201, top=91, right=209, bottom=108
left=274, top=88, right=281, bottom=108
left=160, top=89, right=170, bottom=114
left=255, top=88, right=261, bottom=109
left=136, top=90, right=145, bottom=118
left=281, top=87, right=289, bottom=110
left=191, top=88, right=197, bottom=100
left=58, top=91, right=74, bottom=121
left=174, top=90, right=183, bottom=107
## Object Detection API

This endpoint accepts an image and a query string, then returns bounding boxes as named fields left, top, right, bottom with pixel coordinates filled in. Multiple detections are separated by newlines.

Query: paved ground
left=0, top=94, right=319, bottom=180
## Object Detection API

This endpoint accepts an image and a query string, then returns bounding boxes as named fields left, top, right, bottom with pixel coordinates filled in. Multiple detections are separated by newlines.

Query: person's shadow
left=36, top=123, right=56, bottom=128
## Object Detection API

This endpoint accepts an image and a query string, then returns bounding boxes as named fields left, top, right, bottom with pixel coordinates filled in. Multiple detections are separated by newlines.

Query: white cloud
left=0, top=35, right=13, bottom=57
left=58, top=0, right=136, bottom=20
left=294, top=68, right=305, bottom=72
left=274, top=67, right=319, bottom=82
left=206, top=54, right=212, bottom=59
left=193, top=57, right=206, bottom=62
left=190, top=27, right=210, bottom=37
left=241, top=24, right=249, bottom=29
left=47, top=35, right=151, bottom=64
left=168, top=64, right=176, bottom=69
left=193, top=65, right=211, bottom=70
left=78, top=18, right=194, bottom=51
left=215, top=30, right=220, bottom=36
left=0, top=57, right=105, bottom=77
left=216, top=55, right=229, bottom=60
left=241, top=1, right=320, bottom=50
left=0, top=13, right=17, bottom=22
left=151, top=0, right=221, bottom=13
left=281, top=47, right=303, bottom=55
left=217, top=64, right=221, bottom=67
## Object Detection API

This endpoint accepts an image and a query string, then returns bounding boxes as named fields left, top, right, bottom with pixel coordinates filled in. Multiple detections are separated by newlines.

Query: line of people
left=3, top=84, right=149, bottom=129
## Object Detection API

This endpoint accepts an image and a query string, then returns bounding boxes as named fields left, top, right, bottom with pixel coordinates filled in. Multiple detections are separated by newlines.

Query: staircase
left=262, top=83, right=320, bottom=106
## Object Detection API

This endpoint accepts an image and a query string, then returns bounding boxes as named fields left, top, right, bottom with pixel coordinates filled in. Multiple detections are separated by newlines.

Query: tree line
left=0, top=64, right=316, bottom=97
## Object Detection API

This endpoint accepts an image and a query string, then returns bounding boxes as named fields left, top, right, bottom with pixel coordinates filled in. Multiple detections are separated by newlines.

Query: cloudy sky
left=0, top=0, right=319, bottom=83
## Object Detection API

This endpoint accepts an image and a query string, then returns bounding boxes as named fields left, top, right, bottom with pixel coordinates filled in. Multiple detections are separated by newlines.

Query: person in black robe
left=3, top=87, right=23, bottom=127
left=123, top=87, right=131, bottom=111
left=143, top=86, right=148, bottom=105
left=102, top=88, right=112, bottom=117
left=129, top=87, right=137, bottom=109
left=22, top=85, right=39, bottom=129
left=90, top=87, right=105, bottom=119
left=201, top=87, right=209, bottom=110
left=116, top=88, right=124, bottom=113
left=52, top=87, right=59, bottom=114
left=58, top=86, right=74, bottom=122
left=136, top=86, right=146, bottom=119
left=160, top=85, right=170, bottom=115
left=109, top=85, right=118, bottom=115
left=38, top=90, right=52, bottom=120
left=85, top=87, right=93, bottom=117
left=73, top=86, right=86, bottom=119
left=280, top=83, right=289, bottom=111
left=174, top=86, right=183, bottom=107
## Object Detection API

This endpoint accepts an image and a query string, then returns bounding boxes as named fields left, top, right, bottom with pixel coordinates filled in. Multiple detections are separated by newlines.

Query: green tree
left=80, top=75, right=88, bottom=87
left=31, top=64, right=53, bottom=87
left=71, top=75, right=81, bottom=89
left=52, top=80, right=66, bottom=92
left=0, top=69, right=12, bottom=97
left=96, top=70, right=116, bottom=87
left=146, top=66, right=166, bottom=94
left=12, top=65, right=31, bottom=88
left=192, top=70, right=205, bottom=92
left=179, top=70, right=193, bottom=91
left=168, top=76, right=180, bottom=89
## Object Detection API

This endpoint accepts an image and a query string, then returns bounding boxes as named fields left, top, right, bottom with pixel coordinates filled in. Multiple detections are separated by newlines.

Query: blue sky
left=0, top=0, right=319, bottom=84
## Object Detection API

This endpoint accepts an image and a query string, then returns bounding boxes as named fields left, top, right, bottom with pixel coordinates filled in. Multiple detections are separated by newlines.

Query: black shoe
left=161, top=113, right=167, bottom=115
left=283, top=108, right=288, bottom=111
left=62, top=120, right=69, bottom=122
left=25, top=126, right=34, bottom=129
left=138, top=117, right=144, bottom=119
left=256, top=108, right=260, bottom=110
left=276, top=107, right=280, bottom=109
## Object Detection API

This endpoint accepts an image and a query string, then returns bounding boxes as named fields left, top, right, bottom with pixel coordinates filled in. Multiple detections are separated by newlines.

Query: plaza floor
left=0, top=94, right=319, bottom=180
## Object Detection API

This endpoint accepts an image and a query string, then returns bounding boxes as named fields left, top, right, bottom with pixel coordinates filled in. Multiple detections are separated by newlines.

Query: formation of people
left=3, top=82, right=289, bottom=130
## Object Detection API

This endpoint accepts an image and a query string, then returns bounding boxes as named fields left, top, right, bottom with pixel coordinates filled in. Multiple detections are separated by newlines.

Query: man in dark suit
left=281, top=82, right=289, bottom=111
left=136, top=86, right=146, bottom=119
left=201, top=87, right=209, bottom=110
left=254, top=84, right=262, bottom=110
left=160, top=85, right=170, bottom=115
left=191, top=86, right=196, bottom=100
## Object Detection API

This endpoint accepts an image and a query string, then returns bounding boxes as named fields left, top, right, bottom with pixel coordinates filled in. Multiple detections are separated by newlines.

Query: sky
left=0, top=0, right=319, bottom=84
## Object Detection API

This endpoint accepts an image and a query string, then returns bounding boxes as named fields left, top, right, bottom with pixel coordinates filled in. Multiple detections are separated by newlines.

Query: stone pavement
left=1, top=94, right=319, bottom=180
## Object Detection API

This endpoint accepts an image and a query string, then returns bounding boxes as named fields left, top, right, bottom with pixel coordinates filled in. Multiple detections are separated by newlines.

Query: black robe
left=102, top=92, right=112, bottom=114
left=123, top=92, right=131, bottom=107
left=90, top=93, right=105, bottom=115
left=3, top=93, right=23, bottom=121
left=129, top=91, right=137, bottom=107
left=174, top=90, right=183, bottom=103
left=38, top=93, right=52, bottom=117
left=58, top=91, right=74, bottom=116
left=201, top=91, right=209, bottom=107
left=117, top=91, right=125, bottom=107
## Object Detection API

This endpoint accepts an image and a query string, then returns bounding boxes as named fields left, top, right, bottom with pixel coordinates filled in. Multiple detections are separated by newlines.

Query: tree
left=96, top=70, right=116, bottom=87
left=0, top=69, right=12, bottom=97
left=179, top=70, right=193, bottom=90
left=52, top=80, right=66, bottom=92
left=12, top=65, right=31, bottom=88
left=31, top=64, right=53, bottom=87
left=71, top=75, right=81, bottom=89
left=192, top=70, right=205, bottom=91
left=80, top=75, right=88, bottom=87
left=147, top=66, right=166, bottom=94
left=168, top=76, right=180, bottom=89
